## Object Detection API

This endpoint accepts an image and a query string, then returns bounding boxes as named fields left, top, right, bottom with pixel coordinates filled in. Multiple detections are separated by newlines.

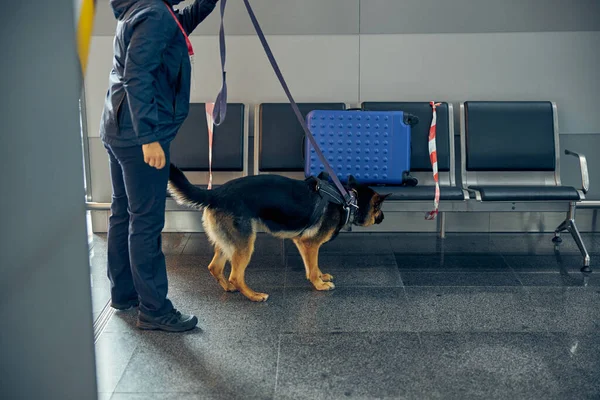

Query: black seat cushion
left=470, top=186, right=581, bottom=201
left=370, top=186, right=465, bottom=201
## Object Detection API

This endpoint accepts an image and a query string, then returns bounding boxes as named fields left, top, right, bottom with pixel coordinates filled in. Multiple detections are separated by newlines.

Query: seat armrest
left=564, top=149, right=589, bottom=194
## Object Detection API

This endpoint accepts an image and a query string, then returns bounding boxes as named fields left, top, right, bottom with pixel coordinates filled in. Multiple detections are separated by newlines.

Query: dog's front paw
left=320, top=273, right=334, bottom=282
left=313, top=281, right=335, bottom=291
left=218, top=280, right=238, bottom=292
left=248, top=292, right=269, bottom=302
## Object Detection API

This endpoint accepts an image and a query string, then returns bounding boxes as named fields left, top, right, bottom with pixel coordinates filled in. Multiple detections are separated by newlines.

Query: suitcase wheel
left=403, top=172, right=418, bottom=187
left=404, top=113, right=419, bottom=127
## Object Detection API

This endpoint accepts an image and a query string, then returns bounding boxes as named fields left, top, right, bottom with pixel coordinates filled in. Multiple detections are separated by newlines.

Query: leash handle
left=212, top=0, right=227, bottom=126
left=425, top=101, right=442, bottom=220
left=241, top=0, right=354, bottom=206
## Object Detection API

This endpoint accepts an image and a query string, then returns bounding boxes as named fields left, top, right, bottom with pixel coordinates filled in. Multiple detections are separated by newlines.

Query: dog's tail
left=167, top=163, right=212, bottom=209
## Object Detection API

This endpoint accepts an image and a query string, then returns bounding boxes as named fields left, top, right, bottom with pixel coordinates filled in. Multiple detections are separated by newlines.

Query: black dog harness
left=302, top=177, right=358, bottom=234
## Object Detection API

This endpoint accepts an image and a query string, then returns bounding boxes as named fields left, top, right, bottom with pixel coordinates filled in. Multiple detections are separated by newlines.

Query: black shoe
left=110, top=298, right=139, bottom=310
left=136, top=309, right=198, bottom=332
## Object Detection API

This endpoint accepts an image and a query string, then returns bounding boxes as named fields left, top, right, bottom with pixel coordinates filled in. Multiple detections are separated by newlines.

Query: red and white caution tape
left=205, top=102, right=215, bottom=189
left=425, top=101, right=442, bottom=220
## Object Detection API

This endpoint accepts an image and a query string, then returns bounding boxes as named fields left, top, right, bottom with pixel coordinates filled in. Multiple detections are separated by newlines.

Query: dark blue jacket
left=100, top=0, right=217, bottom=147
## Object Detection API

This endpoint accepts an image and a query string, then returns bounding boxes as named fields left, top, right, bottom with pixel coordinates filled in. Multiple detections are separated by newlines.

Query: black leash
left=211, top=0, right=358, bottom=212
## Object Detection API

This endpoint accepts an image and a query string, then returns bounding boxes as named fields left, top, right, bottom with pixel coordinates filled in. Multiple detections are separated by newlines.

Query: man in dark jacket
left=99, top=0, right=218, bottom=332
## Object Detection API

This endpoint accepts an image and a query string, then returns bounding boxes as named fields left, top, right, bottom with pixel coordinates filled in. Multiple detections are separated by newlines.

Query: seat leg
left=567, top=219, right=591, bottom=273
left=557, top=202, right=591, bottom=272
left=552, top=220, right=568, bottom=243
left=552, top=202, right=575, bottom=244
left=438, top=212, right=446, bottom=239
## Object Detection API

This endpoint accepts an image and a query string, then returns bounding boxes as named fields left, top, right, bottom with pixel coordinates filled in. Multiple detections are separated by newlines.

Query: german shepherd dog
left=167, top=164, right=390, bottom=302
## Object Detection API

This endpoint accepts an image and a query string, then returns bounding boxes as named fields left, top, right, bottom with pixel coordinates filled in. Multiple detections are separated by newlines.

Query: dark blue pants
left=104, top=141, right=174, bottom=317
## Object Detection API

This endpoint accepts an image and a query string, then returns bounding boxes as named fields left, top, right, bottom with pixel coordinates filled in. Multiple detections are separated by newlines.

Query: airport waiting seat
left=255, top=102, right=346, bottom=178
left=361, top=102, right=468, bottom=203
left=460, top=101, right=591, bottom=270
left=169, top=102, right=249, bottom=191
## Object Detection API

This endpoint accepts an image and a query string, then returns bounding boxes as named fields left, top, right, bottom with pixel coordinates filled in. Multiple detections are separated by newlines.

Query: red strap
left=164, top=4, right=194, bottom=56
left=205, top=103, right=215, bottom=189
left=425, top=101, right=442, bottom=220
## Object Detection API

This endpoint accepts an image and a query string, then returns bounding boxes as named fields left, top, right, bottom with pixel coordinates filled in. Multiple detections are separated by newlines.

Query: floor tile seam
left=278, top=329, right=425, bottom=336
left=254, top=329, right=584, bottom=337
left=283, top=284, right=405, bottom=289
left=280, top=250, right=290, bottom=336
left=400, top=284, right=525, bottom=288
left=272, top=334, right=283, bottom=400
left=389, top=246, right=406, bottom=292
left=277, top=329, right=581, bottom=338
left=178, top=234, right=193, bottom=255
left=500, top=253, right=526, bottom=287
left=108, top=391, right=217, bottom=396
left=397, top=270, right=517, bottom=273
left=101, top=328, right=285, bottom=336
left=109, top=343, right=141, bottom=395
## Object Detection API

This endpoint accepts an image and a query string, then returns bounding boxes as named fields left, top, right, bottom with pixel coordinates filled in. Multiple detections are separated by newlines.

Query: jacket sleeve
left=123, top=9, right=173, bottom=145
left=177, top=0, right=218, bottom=35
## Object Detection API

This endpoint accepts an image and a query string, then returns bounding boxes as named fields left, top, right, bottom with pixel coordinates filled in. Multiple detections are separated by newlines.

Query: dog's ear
left=347, top=175, right=358, bottom=187
left=378, top=193, right=392, bottom=202
left=317, top=171, right=330, bottom=181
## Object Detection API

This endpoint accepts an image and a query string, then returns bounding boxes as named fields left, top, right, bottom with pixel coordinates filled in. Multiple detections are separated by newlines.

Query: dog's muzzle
left=375, top=212, right=384, bottom=224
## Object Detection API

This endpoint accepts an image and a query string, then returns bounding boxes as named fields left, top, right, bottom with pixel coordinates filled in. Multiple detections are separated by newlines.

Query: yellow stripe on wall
left=76, top=0, right=96, bottom=75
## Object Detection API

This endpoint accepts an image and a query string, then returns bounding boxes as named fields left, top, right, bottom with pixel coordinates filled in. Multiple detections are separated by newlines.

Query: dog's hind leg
left=208, top=246, right=237, bottom=292
left=228, top=233, right=269, bottom=302
left=293, top=239, right=335, bottom=291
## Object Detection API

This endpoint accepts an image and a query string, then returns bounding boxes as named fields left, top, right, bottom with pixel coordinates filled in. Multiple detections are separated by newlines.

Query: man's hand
left=142, top=142, right=166, bottom=169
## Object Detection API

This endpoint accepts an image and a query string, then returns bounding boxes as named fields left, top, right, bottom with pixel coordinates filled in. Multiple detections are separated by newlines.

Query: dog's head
left=347, top=175, right=391, bottom=226
left=317, top=172, right=391, bottom=227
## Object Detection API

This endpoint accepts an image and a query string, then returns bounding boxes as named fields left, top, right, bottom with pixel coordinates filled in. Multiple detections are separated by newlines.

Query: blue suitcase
left=304, top=109, right=418, bottom=186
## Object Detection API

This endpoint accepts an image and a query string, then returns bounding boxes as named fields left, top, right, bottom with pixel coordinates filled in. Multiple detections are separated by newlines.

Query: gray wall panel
left=93, top=0, right=116, bottom=36
left=85, top=36, right=113, bottom=138
left=560, top=133, right=600, bottom=200
left=360, top=0, right=600, bottom=34
left=360, top=32, right=600, bottom=134
left=93, top=0, right=360, bottom=36
left=89, top=137, right=112, bottom=203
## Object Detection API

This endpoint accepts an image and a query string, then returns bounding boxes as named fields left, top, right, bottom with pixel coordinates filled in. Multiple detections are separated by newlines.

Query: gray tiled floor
left=92, top=232, right=600, bottom=400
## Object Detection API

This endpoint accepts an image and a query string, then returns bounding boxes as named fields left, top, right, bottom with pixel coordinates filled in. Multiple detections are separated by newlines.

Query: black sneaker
left=111, top=298, right=139, bottom=310
left=136, top=309, right=198, bottom=332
